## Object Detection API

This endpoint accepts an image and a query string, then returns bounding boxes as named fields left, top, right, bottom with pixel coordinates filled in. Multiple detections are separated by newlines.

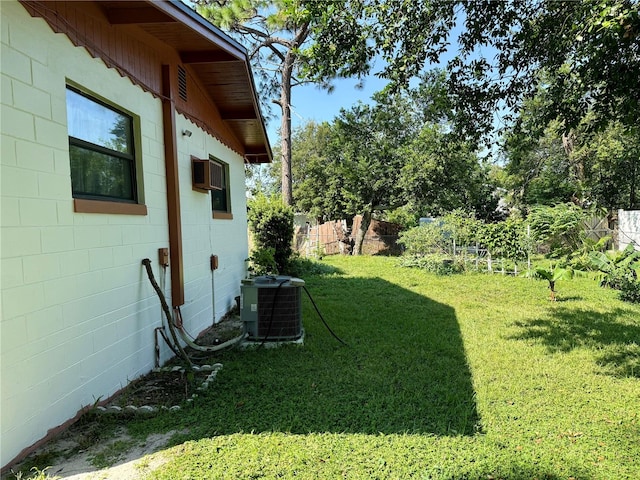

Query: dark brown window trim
left=212, top=211, right=233, bottom=220
left=74, top=199, right=148, bottom=215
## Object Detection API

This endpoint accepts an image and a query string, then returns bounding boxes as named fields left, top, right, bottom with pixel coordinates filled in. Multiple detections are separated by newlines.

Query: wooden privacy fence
left=294, top=215, right=402, bottom=256
left=583, top=216, right=612, bottom=243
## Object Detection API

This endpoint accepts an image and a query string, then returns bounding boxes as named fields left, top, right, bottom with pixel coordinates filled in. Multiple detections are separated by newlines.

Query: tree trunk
left=278, top=22, right=309, bottom=206
left=280, top=53, right=294, bottom=206
left=353, top=210, right=372, bottom=256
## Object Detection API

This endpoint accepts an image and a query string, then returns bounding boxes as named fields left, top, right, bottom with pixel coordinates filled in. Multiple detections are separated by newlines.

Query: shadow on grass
left=180, top=275, right=481, bottom=438
left=511, top=306, right=640, bottom=378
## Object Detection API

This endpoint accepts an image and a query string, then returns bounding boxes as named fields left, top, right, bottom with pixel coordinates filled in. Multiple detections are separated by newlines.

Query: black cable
left=303, top=285, right=349, bottom=347
left=156, top=326, right=181, bottom=358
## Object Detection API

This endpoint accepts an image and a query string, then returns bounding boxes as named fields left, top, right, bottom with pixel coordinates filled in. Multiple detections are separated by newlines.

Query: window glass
left=69, top=145, right=134, bottom=200
left=66, top=88, right=132, bottom=154
left=66, top=86, right=137, bottom=203
left=211, top=159, right=231, bottom=214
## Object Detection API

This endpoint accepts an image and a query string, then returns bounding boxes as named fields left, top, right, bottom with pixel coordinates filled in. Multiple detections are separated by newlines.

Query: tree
left=303, top=0, right=640, bottom=143
left=291, top=76, right=498, bottom=254
left=328, top=90, right=417, bottom=254
left=196, top=0, right=310, bottom=205
left=572, top=123, right=640, bottom=211
left=503, top=119, right=582, bottom=209
left=290, top=121, right=334, bottom=220
left=196, top=1, right=373, bottom=205
left=503, top=105, right=640, bottom=212
left=399, top=125, right=498, bottom=220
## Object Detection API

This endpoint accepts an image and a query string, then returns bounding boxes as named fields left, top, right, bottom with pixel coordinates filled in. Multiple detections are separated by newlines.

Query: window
left=66, top=86, right=145, bottom=214
left=210, top=158, right=232, bottom=219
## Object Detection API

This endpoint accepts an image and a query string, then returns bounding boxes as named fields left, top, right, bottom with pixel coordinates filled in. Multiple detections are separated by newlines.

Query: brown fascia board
left=151, top=1, right=247, bottom=61
left=153, top=1, right=273, bottom=163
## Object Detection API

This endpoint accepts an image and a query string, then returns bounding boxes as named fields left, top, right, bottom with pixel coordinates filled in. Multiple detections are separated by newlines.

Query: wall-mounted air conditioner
left=241, top=276, right=304, bottom=341
left=192, top=157, right=223, bottom=191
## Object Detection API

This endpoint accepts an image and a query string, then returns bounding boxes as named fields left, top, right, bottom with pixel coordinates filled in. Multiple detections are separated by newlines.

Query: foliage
left=480, top=217, right=530, bottom=262
left=564, top=235, right=612, bottom=271
left=588, top=244, right=640, bottom=289
left=10, top=467, right=58, bottom=480
left=313, top=87, right=422, bottom=253
left=247, top=247, right=278, bottom=276
left=502, top=118, right=583, bottom=209
left=381, top=205, right=419, bottom=231
left=619, top=278, right=640, bottom=303
left=397, top=222, right=447, bottom=256
left=527, top=203, right=588, bottom=256
left=398, top=212, right=531, bottom=266
left=533, top=263, right=575, bottom=301
left=440, top=210, right=482, bottom=247
left=285, top=255, right=340, bottom=277
left=397, top=253, right=465, bottom=275
left=290, top=121, right=337, bottom=220
left=195, top=0, right=366, bottom=204
left=571, top=121, right=640, bottom=210
left=399, top=125, right=498, bottom=220
left=304, top=1, right=640, bottom=144
left=247, top=193, right=294, bottom=273
left=503, top=103, right=640, bottom=211
left=291, top=74, right=497, bottom=247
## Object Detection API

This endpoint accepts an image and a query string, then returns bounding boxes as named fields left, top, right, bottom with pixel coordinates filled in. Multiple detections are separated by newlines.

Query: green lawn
left=124, top=257, right=640, bottom=478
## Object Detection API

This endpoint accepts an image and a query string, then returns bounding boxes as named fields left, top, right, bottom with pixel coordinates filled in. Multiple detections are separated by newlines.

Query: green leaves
left=247, top=193, right=295, bottom=273
left=534, top=263, right=574, bottom=300
left=527, top=204, right=588, bottom=256
left=587, top=244, right=640, bottom=288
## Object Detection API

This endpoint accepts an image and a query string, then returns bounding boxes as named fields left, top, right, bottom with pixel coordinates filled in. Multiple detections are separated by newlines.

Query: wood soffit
left=124, top=1, right=271, bottom=164
left=23, top=0, right=272, bottom=164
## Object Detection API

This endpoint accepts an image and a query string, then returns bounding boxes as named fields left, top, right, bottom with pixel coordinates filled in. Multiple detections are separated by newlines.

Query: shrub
left=588, top=245, right=640, bottom=289
left=397, top=222, right=447, bottom=255
left=479, top=217, right=530, bottom=262
left=398, top=253, right=465, bottom=275
left=527, top=203, right=587, bottom=256
left=247, top=194, right=294, bottom=274
left=441, top=210, right=482, bottom=247
left=247, top=247, right=277, bottom=276
left=286, top=255, right=340, bottom=277
left=619, top=278, right=640, bottom=303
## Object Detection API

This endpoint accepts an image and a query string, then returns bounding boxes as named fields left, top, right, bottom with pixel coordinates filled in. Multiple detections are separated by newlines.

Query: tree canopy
left=303, top=0, right=640, bottom=143
left=290, top=75, right=497, bottom=253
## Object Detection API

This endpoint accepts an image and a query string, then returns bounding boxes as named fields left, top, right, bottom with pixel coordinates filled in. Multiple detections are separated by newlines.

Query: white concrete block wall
left=1, top=1, right=251, bottom=468
left=176, top=114, right=250, bottom=335
left=618, top=210, right=640, bottom=250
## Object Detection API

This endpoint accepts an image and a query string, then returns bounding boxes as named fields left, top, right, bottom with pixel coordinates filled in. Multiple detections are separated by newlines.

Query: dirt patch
left=5, top=428, right=181, bottom=480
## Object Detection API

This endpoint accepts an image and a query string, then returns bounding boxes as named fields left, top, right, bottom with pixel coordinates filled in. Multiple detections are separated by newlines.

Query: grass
left=19, top=256, right=640, bottom=479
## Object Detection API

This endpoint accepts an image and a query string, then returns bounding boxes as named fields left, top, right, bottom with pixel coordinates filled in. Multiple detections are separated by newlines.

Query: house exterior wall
left=1, top=0, right=249, bottom=468
left=618, top=209, right=640, bottom=251
left=175, top=114, right=249, bottom=325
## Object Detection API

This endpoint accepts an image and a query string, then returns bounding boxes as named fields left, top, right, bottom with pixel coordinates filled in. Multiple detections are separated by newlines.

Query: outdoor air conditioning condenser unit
left=240, top=276, right=304, bottom=341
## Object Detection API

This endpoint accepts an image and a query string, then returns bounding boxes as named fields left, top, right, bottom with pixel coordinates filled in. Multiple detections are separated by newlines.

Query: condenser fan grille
left=257, top=287, right=301, bottom=338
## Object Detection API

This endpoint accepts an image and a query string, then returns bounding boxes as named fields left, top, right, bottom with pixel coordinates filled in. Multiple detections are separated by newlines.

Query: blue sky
left=265, top=73, right=389, bottom=144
